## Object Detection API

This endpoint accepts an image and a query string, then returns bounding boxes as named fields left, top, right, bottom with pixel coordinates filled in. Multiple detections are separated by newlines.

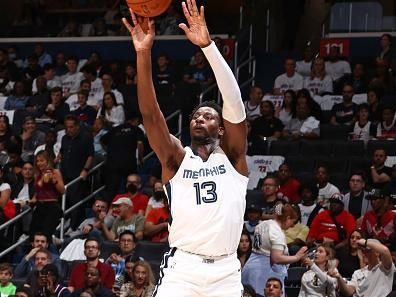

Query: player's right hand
left=122, top=9, right=155, bottom=52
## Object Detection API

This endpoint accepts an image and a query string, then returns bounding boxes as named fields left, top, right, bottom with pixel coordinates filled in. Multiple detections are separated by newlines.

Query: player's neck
left=190, top=142, right=219, bottom=161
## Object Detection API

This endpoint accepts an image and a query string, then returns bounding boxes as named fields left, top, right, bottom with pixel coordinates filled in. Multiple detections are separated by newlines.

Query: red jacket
left=361, top=210, right=396, bottom=242
left=308, top=210, right=356, bottom=243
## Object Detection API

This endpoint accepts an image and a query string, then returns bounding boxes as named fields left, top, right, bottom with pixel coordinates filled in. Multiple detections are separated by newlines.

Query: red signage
left=320, top=38, right=350, bottom=57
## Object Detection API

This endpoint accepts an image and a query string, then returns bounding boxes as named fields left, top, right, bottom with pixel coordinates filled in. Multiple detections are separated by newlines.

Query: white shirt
left=89, top=77, right=103, bottom=101
left=97, top=105, right=125, bottom=127
left=252, top=219, right=288, bottom=256
left=278, top=108, right=292, bottom=126
left=304, top=75, right=333, bottom=96
left=318, top=183, right=340, bottom=205
left=348, top=262, right=395, bottom=297
left=61, top=72, right=84, bottom=97
left=325, top=60, right=351, bottom=81
left=353, top=121, right=373, bottom=142
left=299, top=204, right=319, bottom=226
left=274, top=72, right=304, bottom=93
left=148, top=197, right=165, bottom=209
left=167, top=146, right=248, bottom=256
left=14, top=183, right=30, bottom=203
left=0, top=183, right=10, bottom=192
left=244, top=101, right=261, bottom=121
left=32, top=77, right=61, bottom=94
left=299, top=264, right=338, bottom=297
left=90, top=89, right=124, bottom=108
left=296, top=60, right=312, bottom=78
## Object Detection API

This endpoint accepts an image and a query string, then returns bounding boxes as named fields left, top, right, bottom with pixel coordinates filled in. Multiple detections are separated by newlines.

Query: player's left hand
left=179, top=0, right=211, bottom=48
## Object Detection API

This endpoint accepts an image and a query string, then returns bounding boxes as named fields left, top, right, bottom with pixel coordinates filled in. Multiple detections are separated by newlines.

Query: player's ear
left=218, top=126, right=225, bottom=136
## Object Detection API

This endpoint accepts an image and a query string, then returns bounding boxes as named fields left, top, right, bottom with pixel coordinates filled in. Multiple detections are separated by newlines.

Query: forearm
left=144, top=222, right=166, bottom=237
left=336, top=276, right=355, bottom=296
left=14, top=258, right=29, bottom=277
left=201, top=42, right=245, bottom=123
left=271, top=253, right=299, bottom=265
left=83, top=156, right=93, bottom=170
left=102, top=224, right=116, bottom=241
left=136, top=50, right=160, bottom=117
left=310, top=263, right=335, bottom=284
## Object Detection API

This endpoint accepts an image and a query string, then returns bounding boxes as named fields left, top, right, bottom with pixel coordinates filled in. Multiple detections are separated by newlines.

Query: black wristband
left=364, top=239, right=368, bottom=248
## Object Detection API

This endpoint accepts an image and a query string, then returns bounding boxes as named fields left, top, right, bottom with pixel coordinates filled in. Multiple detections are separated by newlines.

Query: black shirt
left=101, top=123, right=144, bottom=171
left=72, top=105, right=97, bottom=126
left=348, top=192, right=365, bottom=220
left=331, top=102, right=358, bottom=125
left=383, top=180, right=396, bottom=202
left=251, top=116, right=284, bottom=138
left=367, top=165, right=392, bottom=190
left=336, top=248, right=360, bottom=279
left=60, top=130, right=94, bottom=181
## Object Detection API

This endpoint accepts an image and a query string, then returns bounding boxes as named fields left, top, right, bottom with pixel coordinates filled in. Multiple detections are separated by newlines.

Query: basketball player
left=122, top=0, right=248, bottom=296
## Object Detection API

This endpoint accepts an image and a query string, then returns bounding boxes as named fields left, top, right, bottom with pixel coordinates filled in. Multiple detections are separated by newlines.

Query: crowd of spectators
left=0, top=15, right=395, bottom=297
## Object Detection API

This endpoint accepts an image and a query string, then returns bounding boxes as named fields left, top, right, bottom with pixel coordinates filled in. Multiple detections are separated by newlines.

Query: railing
left=138, top=110, right=183, bottom=161
left=0, top=207, right=31, bottom=232
left=198, top=84, right=221, bottom=105
left=59, top=160, right=106, bottom=240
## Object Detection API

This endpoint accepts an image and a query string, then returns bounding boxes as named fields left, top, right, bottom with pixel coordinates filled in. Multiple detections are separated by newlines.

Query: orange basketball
left=126, top=0, right=172, bottom=17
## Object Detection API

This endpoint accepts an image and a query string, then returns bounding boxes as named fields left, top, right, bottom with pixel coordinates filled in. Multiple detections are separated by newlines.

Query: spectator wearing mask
left=111, top=174, right=148, bottom=217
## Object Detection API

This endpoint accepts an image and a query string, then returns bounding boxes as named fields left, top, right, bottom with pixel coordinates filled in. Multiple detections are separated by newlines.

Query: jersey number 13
left=193, top=182, right=218, bottom=205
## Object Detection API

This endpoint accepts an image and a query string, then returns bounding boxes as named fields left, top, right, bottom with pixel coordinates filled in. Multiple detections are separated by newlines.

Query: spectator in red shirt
left=277, top=162, right=301, bottom=203
left=112, top=174, right=148, bottom=216
left=361, top=189, right=396, bottom=248
left=144, top=190, right=169, bottom=243
left=68, top=238, right=115, bottom=292
left=307, top=193, right=356, bottom=249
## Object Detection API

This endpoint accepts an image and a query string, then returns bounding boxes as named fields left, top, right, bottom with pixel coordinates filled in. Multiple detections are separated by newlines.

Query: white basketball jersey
left=165, top=146, right=248, bottom=257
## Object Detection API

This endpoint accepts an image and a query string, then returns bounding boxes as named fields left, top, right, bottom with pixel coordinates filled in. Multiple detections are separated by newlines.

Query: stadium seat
left=285, top=266, right=307, bottom=286
left=320, top=124, right=350, bottom=140
left=269, top=141, right=300, bottom=157
left=248, top=138, right=269, bottom=156
left=349, top=156, right=371, bottom=173
left=101, top=240, right=121, bottom=261
left=329, top=172, right=350, bottom=192
left=246, top=190, right=263, bottom=207
left=286, top=156, right=316, bottom=173
left=294, top=171, right=315, bottom=185
left=314, top=157, right=349, bottom=173
left=366, top=140, right=396, bottom=157
left=300, top=140, right=333, bottom=157
left=134, top=241, right=169, bottom=262
left=333, top=140, right=365, bottom=157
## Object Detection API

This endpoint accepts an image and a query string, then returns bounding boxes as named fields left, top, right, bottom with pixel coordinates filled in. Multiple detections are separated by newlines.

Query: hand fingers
left=129, top=8, right=138, bottom=26
left=148, top=18, right=155, bottom=33
left=122, top=18, right=133, bottom=33
left=181, top=2, right=192, bottom=22
left=178, top=23, right=189, bottom=34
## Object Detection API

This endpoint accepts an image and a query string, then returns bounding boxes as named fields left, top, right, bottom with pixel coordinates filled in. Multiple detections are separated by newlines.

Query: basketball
left=125, top=0, right=172, bottom=17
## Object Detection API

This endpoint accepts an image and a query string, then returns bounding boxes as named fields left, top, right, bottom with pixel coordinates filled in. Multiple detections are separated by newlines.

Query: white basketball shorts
left=152, top=248, right=243, bottom=297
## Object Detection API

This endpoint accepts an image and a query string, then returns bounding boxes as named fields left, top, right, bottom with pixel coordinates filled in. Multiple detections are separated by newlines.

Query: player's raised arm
left=122, top=10, right=184, bottom=177
left=179, top=0, right=248, bottom=176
